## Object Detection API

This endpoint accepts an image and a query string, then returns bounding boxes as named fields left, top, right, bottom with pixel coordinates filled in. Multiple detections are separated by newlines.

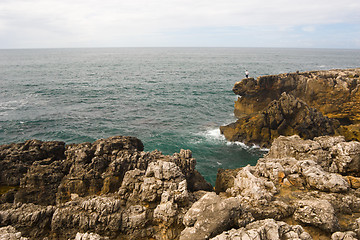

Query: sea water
left=1, top=47, right=360, bottom=184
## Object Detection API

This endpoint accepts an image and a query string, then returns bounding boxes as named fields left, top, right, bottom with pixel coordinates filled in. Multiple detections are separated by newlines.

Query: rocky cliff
left=220, top=68, right=360, bottom=147
left=2, top=135, right=360, bottom=239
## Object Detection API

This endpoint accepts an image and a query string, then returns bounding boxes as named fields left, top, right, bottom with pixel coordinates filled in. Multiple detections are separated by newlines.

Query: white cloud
left=0, top=0, right=359, bottom=48
left=302, top=26, right=316, bottom=32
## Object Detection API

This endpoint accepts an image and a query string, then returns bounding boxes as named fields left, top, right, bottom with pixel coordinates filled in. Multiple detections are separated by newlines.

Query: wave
left=204, top=128, right=225, bottom=141
left=197, top=127, right=269, bottom=152
left=226, top=141, right=269, bottom=152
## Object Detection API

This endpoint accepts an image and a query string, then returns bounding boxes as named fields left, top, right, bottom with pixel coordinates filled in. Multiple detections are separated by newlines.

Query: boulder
left=294, top=199, right=340, bottom=233
left=180, top=192, right=251, bottom=240
left=226, top=165, right=277, bottom=202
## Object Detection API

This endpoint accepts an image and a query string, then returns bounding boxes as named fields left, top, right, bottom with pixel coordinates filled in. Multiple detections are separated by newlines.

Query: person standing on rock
left=245, top=70, right=249, bottom=78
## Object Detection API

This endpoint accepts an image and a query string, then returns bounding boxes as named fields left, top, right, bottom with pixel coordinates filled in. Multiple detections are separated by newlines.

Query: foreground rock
left=0, top=136, right=212, bottom=239
left=217, top=135, right=360, bottom=239
left=221, top=68, right=360, bottom=147
left=2, top=135, right=360, bottom=239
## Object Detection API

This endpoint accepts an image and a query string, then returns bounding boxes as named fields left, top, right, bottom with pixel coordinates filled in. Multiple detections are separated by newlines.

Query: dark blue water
left=1, top=47, right=359, bottom=184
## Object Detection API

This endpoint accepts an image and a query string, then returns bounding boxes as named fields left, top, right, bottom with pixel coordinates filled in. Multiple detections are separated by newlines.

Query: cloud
left=0, top=0, right=359, bottom=48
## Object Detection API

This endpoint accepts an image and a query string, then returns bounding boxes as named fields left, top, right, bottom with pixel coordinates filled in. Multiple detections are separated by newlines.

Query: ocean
left=1, top=47, right=360, bottom=185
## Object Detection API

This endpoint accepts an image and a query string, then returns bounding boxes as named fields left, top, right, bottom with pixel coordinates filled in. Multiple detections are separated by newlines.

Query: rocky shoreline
left=220, top=68, right=360, bottom=147
left=1, top=68, right=360, bottom=240
left=1, top=134, right=360, bottom=239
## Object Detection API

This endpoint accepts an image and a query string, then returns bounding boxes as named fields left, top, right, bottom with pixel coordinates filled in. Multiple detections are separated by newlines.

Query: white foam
left=227, top=141, right=269, bottom=152
left=204, top=128, right=225, bottom=141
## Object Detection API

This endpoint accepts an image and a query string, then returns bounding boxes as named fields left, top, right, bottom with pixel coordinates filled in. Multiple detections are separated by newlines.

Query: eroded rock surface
left=220, top=92, right=339, bottom=147
left=216, top=135, right=360, bottom=238
left=1, top=134, right=360, bottom=239
left=221, top=68, right=360, bottom=147
left=0, top=136, right=211, bottom=239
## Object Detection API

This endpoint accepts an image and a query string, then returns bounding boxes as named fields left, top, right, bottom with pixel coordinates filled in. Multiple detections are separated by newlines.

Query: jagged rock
left=223, top=69, right=360, bottom=146
left=215, top=168, right=240, bottom=194
left=0, top=225, right=28, bottom=240
left=301, top=161, right=349, bottom=192
left=210, top=219, right=313, bottom=240
left=232, top=69, right=360, bottom=123
left=3, top=133, right=360, bottom=239
left=0, top=140, right=65, bottom=186
left=226, top=165, right=277, bottom=202
left=51, top=195, right=123, bottom=239
left=74, top=232, right=109, bottom=240
left=329, top=141, right=360, bottom=175
left=180, top=192, right=252, bottom=240
left=0, top=203, right=55, bottom=238
left=57, top=136, right=147, bottom=203
left=14, top=159, right=68, bottom=205
left=220, top=93, right=339, bottom=147
left=266, top=135, right=360, bottom=174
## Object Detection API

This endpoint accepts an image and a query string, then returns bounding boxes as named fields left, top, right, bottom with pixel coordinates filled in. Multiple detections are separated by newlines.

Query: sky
left=1, top=0, right=360, bottom=49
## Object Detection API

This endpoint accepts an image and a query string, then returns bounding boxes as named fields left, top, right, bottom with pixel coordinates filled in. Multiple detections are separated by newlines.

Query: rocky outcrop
left=221, top=68, right=360, bottom=146
left=2, top=134, right=360, bottom=239
left=0, top=136, right=212, bottom=240
left=216, top=135, right=360, bottom=238
left=232, top=69, right=360, bottom=122
left=220, top=92, right=339, bottom=147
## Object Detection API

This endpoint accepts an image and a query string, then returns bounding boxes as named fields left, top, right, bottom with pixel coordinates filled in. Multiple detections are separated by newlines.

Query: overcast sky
left=1, top=0, right=360, bottom=49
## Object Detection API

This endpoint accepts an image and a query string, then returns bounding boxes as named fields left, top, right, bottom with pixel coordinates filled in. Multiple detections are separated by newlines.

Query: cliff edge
left=220, top=68, right=360, bottom=147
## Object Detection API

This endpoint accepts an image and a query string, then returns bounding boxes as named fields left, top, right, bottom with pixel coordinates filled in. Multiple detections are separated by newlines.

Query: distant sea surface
left=1, top=47, right=360, bottom=184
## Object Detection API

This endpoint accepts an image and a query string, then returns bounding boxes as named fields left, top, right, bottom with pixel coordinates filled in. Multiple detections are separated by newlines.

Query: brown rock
left=224, top=69, right=360, bottom=146
left=347, top=176, right=360, bottom=189
left=221, top=93, right=338, bottom=147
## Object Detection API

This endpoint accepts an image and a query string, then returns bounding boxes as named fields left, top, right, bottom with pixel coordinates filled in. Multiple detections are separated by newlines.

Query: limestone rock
left=267, top=135, right=360, bottom=176
left=223, top=69, right=360, bottom=146
left=215, top=168, right=239, bottom=194
left=232, top=69, right=360, bottom=123
left=210, top=219, right=312, bottom=240
left=180, top=192, right=251, bottom=240
left=227, top=165, right=277, bottom=202
left=0, top=226, right=28, bottom=240
left=220, top=93, right=338, bottom=147
left=51, top=195, right=123, bottom=238
left=329, top=141, right=360, bottom=175
left=331, top=231, right=357, bottom=240
left=0, top=203, right=55, bottom=238
left=14, top=159, right=68, bottom=205
left=0, top=140, right=65, bottom=186
left=294, top=199, right=340, bottom=233
left=74, top=232, right=109, bottom=240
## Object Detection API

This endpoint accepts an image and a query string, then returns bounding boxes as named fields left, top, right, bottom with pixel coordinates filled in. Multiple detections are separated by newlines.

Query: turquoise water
left=1, top=47, right=360, bottom=184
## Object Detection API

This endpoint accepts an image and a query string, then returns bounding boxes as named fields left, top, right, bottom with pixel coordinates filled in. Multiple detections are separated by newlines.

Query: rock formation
left=216, top=135, right=360, bottom=239
left=0, top=136, right=212, bottom=240
left=221, top=68, right=360, bottom=146
left=1, top=134, right=360, bottom=239
left=220, top=92, right=339, bottom=147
